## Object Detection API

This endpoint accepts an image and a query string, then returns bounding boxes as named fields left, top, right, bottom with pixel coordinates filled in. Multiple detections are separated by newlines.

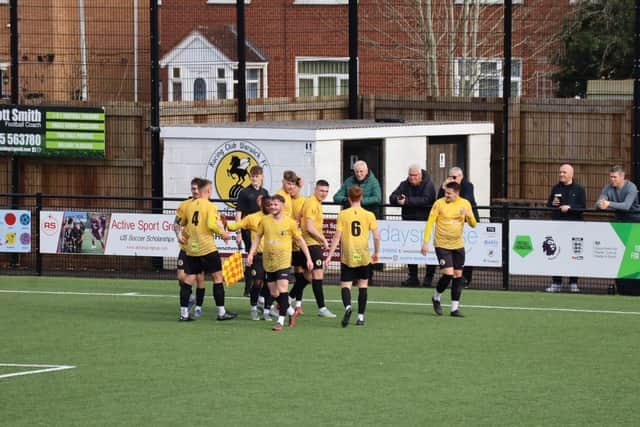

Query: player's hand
left=321, top=239, right=329, bottom=251
left=177, top=232, right=187, bottom=245
left=324, top=256, right=332, bottom=268
left=306, top=259, right=314, bottom=271
left=420, top=243, right=429, bottom=256
left=246, top=254, right=253, bottom=267
left=235, top=233, right=242, bottom=245
left=372, top=252, right=379, bottom=263
left=220, top=231, right=231, bottom=243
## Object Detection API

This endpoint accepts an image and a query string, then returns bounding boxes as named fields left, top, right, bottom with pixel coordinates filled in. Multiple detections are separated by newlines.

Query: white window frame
left=293, top=0, right=348, bottom=4
left=232, top=63, right=267, bottom=99
left=295, top=57, right=352, bottom=97
left=454, top=57, right=522, bottom=97
left=0, top=1, right=8, bottom=5
left=0, top=62, right=8, bottom=98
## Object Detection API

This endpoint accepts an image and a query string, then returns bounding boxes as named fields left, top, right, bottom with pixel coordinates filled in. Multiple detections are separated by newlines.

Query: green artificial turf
left=1, top=276, right=639, bottom=426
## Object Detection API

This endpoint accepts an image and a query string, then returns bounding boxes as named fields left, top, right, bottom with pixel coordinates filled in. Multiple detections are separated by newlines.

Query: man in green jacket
left=333, top=160, right=382, bottom=218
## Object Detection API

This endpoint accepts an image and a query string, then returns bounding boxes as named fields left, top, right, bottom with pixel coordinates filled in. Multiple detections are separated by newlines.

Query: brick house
left=159, top=0, right=573, bottom=100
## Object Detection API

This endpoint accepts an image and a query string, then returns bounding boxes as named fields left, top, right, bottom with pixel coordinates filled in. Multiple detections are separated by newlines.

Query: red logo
left=42, top=215, right=59, bottom=236
left=5, top=212, right=16, bottom=226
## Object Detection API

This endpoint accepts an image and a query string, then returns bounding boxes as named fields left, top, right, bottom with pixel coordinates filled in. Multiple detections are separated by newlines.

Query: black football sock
left=312, top=279, right=325, bottom=308
left=451, top=277, right=464, bottom=302
left=341, top=287, right=351, bottom=308
left=436, top=274, right=453, bottom=294
left=357, top=287, right=368, bottom=314
left=278, top=293, right=289, bottom=316
left=249, top=284, right=261, bottom=307
left=290, top=272, right=306, bottom=300
left=179, top=283, right=192, bottom=308
left=195, top=288, right=205, bottom=306
left=213, top=282, right=225, bottom=307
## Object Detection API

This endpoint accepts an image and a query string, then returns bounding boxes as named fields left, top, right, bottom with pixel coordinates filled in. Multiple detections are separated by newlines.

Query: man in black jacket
left=425, top=166, right=479, bottom=287
left=390, top=165, right=436, bottom=287
left=546, top=163, right=586, bottom=293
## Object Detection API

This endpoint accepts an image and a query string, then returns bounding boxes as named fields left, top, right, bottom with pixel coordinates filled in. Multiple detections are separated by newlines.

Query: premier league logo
left=542, top=236, right=560, bottom=260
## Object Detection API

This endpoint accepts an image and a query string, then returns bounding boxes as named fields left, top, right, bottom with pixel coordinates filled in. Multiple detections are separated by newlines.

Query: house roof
left=165, top=24, right=267, bottom=63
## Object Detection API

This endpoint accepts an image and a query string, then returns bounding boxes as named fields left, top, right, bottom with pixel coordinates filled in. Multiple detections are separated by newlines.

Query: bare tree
left=361, top=0, right=564, bottom=97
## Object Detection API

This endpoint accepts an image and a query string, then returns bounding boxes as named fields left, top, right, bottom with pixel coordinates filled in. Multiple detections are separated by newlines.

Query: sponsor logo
left=42, top=214, right=59, bottom=236
left=205, top=140, right=271, bottom=208
left=571, top=237, right=584, bottom=260
left=512, top=235, right=533, bottom=258
left=542, top=236, right=560, bottom=260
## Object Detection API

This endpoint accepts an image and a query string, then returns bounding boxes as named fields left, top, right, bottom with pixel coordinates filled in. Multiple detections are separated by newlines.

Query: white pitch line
left=1, top=288, right=640, bottom=316
left=0, top=363, right=76, bottom=380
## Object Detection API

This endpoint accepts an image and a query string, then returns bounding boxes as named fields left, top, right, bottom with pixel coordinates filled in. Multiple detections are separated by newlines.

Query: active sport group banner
left=0, top=210, right=31, bottom=253
left=509, top=220, right=640, bottom=279
left=40, top=211, right=241, bottom=257
left=375, top=220, right=502, bottom=267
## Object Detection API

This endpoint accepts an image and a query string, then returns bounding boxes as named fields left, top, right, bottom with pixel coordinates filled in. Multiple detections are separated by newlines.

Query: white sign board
left=0, top=210, right=31, bottom=253
left=509, top=220, right=640, bottom=279
left=374, top=220, right=502, bottom=267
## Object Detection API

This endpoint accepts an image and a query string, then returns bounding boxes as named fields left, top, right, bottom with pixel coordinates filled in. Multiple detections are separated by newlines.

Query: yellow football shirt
left=258, top=214, right=301, bottom=272
left=276, top=189, right=293, bottom=219
left=175, top=198, right=194, bottom=251
left=227, top=211, right=265, bottom=253
left=336, top=207, right=378, bottom=268
left=301, top=196, right=324, bottom=246
left=422, top=196, right=477, bottom=250
left=180, top=198, right=225, bottom=256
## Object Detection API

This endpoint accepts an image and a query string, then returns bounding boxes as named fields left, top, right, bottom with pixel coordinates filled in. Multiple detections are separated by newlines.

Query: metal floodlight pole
left=348, top=0, right=358, bottom=119
left=237, top=0, right=247, bottom=122
left=633, top=0, right=640, bottom=183
left=10, top=0, right=19, bottom=209
left=150, top=0, right=162, bottom=210
left=502, top=0, right=512, bottom=200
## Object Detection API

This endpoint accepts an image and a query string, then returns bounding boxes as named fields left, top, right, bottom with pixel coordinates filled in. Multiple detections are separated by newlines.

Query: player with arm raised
left=325, top=186, right=380, bottom=327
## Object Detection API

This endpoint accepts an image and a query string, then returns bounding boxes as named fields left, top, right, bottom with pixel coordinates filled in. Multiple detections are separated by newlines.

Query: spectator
left=595, top=165, right=640, bottom=221
left=333, top=160, right=382, bottom=218
left=545, top=164, right=586, bottom=293
left=389, top=164, right=436, bottom=287
left=425, top=166, right=479, bottom=287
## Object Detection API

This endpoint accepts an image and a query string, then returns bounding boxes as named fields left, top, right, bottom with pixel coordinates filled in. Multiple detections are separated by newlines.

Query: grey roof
left=165, top=119, right=479, bottom=130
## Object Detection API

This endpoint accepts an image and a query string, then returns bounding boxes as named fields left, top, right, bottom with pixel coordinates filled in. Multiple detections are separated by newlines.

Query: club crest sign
left=205, top=140, right=271, bottom=207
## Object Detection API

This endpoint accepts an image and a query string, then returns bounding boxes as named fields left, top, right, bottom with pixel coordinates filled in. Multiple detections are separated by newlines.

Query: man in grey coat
left=595, top=165, right=640, bottom=221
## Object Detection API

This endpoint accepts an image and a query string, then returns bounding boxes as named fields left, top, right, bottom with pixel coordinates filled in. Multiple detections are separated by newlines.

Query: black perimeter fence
left=0, top=192, right=626, bottom=295
left=0, top=1, right=639, bottom=291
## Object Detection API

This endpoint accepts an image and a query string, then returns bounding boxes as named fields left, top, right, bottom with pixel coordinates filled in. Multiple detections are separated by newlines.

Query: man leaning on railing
left=595, top=165, right=640, bottom=222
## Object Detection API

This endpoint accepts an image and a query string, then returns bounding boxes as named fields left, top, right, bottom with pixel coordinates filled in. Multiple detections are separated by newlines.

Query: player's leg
left=355, top=265, right=370, bottom=326
left=179, top=256, right=199, bottom=321
left=289, top=251, right=308, bottom=308
left=431, top=248, right=454, bottom=316
left=450, top=249, right=466, bottom=317
left=340, top=263, right=354, bottom=327
left=205, top=252, right=237, bottom=321
left=249, top=255, right=265, bottom=320
left=242, top=229, right=253, bottom=297
left=193, top=272, right=206, bottom=318
left=273, top=271, right=291, bottom=331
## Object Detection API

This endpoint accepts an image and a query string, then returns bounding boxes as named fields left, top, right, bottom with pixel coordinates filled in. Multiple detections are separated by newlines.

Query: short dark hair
left=316, top=179, right=329, bottom=187
left=445, top=181, right=461, bottom=192
left=198, top=179, right=212, bottom=190
left=261, top=195, right=271, bottom=214
left=283, top=170, right=297, bottom=183
left=610, top=165, right=625, bottom=175
left=250, top=166, right=263, bottom=176
left=271, top=194, right=285, bottom=204
left=190, top=177, right=202, bottom=186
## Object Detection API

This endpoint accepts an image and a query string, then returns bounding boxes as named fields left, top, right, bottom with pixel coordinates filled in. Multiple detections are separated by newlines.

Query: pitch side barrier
left=0, top=193, right=631, bottom=294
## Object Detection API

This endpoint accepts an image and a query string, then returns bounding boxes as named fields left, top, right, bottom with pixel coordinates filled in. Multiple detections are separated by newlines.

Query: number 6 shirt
left=336, top=207, right=378, bottom=268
